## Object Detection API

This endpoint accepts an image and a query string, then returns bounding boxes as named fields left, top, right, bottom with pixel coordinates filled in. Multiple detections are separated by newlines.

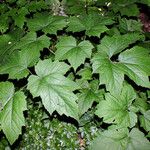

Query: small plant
left=0, top=0, right=150, bottom=149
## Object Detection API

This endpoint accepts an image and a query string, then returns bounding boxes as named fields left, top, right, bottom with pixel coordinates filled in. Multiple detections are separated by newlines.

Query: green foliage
left=56, top=36, right=94, bottom=70
left=90, top=127, right=150, bottom=150
left=0, top=0, right=150, bottom=149
left=67, top=14, right=113, bottom=37
left=0, top=82, right=27, bottom=145
left=95, top=83, right=137, bottom=127
left=28, top=13, right=67, bottom=34
left=27, top=59, right=79, bottom=120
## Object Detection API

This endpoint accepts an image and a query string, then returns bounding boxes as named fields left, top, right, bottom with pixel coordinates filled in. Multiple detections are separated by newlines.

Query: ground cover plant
left=0, top=0, right=150, bottom=149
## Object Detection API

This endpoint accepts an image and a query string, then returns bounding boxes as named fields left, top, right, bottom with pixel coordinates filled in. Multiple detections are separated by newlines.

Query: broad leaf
left=111, top=1, right=139, bottom=17
left=67, top=14, right=114, bottom=36
left=118, top=46, right=150, bottom=88
left=92, top=34, right=149, bottom=94
left=0, top=32, right=50, bottom=79
left=0, top=29, right=24, bottom=64
left=95, top=83, right=137, bottom=127
left=90, top=127, right=150, bottom=150
left=127, top=128, right=150, bottom=150
left=13, top=32, right=50, bottom=52
left=120, top=4, right=139, bottom=17
left=97, top=33, right=144, bottom=58
left=27, top=13, right=67, bottom=34
left=27, top=59, right=79, bottom=120
left=92, top=51, right=124, bottom=94
left=0, top=82, right=27, bottom=144
left=89, top=127, right=128, bottom=150
left=55, top=36, right=93, bottom=70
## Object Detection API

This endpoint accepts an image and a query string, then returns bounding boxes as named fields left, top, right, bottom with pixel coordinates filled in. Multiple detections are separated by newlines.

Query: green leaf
left=0, top=32, right=50, bottom=79
left=139, top=0, right=150, bottom=6
left=27, top=13, right=67, bottom=34
left=119, top=18, right=142, bottom=33
left=11, top=7, right=28, bottom=28
left=0, top=29, right=24, bottom=64
left=64, top=0, right=86, bottom=15
left=55, top=36, right=93, bottom=70
left=148, top=90, right=150, bottom=98
left=119, top=46, right=150, bottom=88
left=139, top=110, right=150, bottom=132
left=111, top=1, right=139, bottom=17
left=13, top=32, right=50, bottom=52
left=90, top=127, right=150, bottom=150
left=95, top=83, right=137, bottom=127
left=89, top=127, right=128, bottom=150
left=67, top=14, right=114, bottom=36
left=0, top=14, right=9, bottom=33
left=77, top=66, right=92, bottom=80
left=127, top=128, right=150, bottom=150
left=97, top=33, right=144, bottom=58
left=78, top=80, right=104, bottom=116
left=92, top=51, right=124, bottom=94
left=0, top=82, right=27, bottom=144
left=78, top=89, right=102, bottom=116
left=27, top=59, right=79, bottom=120
left=133, top=98, right=149, bottom=113
left=0, top=49, right=37, bottom=79
left=27, top=1, right=49, bottom=12
left=92, top=35, right=149, bottom=94
left=120, top=4, right=139, bottom=17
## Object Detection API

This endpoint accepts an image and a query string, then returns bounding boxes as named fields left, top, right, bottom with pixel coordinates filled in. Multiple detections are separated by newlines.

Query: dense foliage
left=0, top=0, right=150, bottom=149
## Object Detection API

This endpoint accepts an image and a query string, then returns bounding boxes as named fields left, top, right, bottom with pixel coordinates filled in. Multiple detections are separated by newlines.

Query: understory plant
left=0, top=0, right=150, bottom=149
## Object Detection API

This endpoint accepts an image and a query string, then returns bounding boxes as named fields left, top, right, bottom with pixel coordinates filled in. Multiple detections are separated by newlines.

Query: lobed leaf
left=56, top=36, right=94, bottom=70
left=0, top=82, right=27, bottom=144
left=27, top=59, right=79, bottom=120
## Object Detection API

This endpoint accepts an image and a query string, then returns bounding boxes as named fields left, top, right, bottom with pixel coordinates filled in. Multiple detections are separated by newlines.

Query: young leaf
left=0, top=82, right=27, bottom=145
left=55, top=36, right=93, bottom=70
left=95, top=83, right=137, bottom=127
left=78, top=80, right=104, bottom=116
left=77, top=66, right=92, bottom=81
left=27, top=13, right=67, bottom=34
left=133, top=98, right=149, bottom=113
left=11, top=7, right=28, bottom=28
left=27, top=59, right=79, bottom=120
left=139, top=110, right=150, bottom=132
